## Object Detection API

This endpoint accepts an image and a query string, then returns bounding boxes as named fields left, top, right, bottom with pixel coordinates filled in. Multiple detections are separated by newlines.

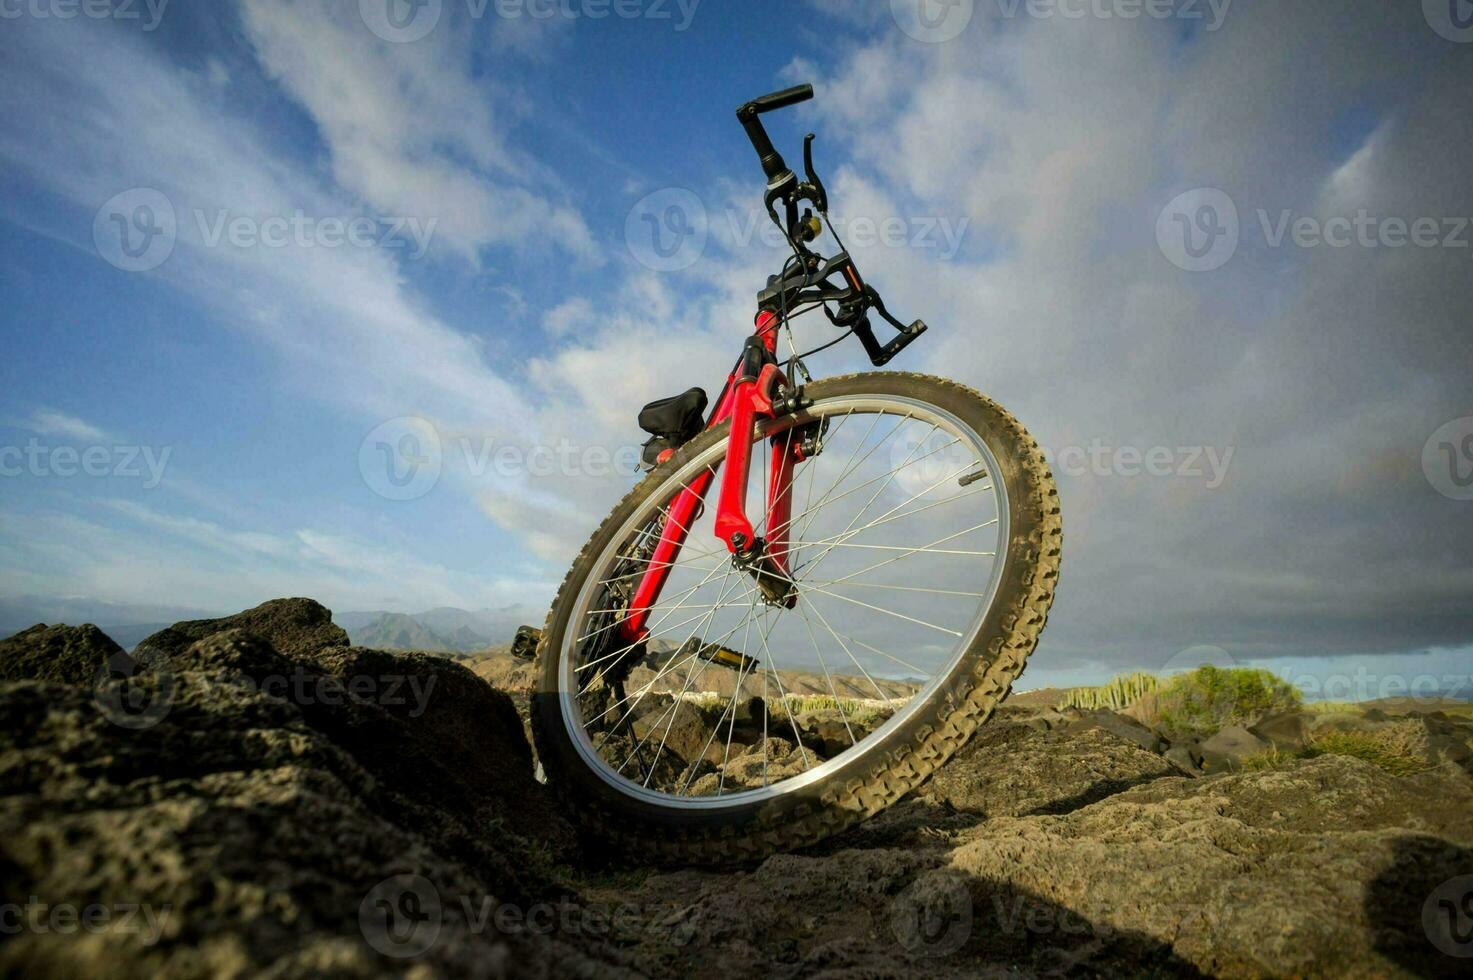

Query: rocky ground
left=2, top=599, right=1470, bottom=977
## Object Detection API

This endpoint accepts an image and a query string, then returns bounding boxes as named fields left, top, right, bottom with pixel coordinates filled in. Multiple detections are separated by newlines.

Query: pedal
left=679, top=637, right=761, bottom=673
left=511, top=625, right=542, bottom=661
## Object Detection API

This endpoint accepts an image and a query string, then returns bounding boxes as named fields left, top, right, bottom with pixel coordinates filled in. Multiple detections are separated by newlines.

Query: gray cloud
left=796, top=2, right=1473, bottom=666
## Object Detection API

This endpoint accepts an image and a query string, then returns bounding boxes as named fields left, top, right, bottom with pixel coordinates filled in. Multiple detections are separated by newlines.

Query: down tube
left=619, top=468, right=717, bottom=642
left=618, top=378, right=737, bottom=643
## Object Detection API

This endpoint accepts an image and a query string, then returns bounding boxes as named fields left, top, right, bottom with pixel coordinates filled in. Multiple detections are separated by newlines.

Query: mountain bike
left=529, top=84, right=1061, bottom=863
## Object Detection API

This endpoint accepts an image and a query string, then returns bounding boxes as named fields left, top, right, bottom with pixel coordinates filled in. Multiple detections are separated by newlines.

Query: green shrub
left=1062, top=671, right=1160, bottom=711
left=766, top=694, right=898, bottom=728
left=1144, top=665, right=1302, bottom=737
left=1302, top=729, right=1432, bottom=776
left=1303, top=701, right=1363, bottom=718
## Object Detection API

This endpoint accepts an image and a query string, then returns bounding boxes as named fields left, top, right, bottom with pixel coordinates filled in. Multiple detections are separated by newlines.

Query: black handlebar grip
left=749, top=84, right=814, bottom=115
left=737, top=83, right=814, bottom=182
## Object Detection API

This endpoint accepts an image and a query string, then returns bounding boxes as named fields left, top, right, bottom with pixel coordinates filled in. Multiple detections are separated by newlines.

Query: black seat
left=638, top=387, right=707, bottom=468
left=639, top=387, right=707, bottom=442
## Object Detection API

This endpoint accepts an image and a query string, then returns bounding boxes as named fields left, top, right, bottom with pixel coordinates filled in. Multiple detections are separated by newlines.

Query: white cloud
left=238, top=0, right=598, bottom=265
left=20, top=409, right=110, bottom=442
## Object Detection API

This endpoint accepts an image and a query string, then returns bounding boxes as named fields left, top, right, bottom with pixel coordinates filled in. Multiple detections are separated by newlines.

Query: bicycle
left=528, top=84, right=1061, bottom=863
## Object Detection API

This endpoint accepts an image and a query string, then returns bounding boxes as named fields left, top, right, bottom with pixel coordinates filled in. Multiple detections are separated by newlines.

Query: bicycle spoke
left=799, top=581, right=963, bottom=637
left=797, top=594, right=891, bottom=704
left=556, top=396, right=1022, bottom=806
left=794, top=603, right=858, bottom=747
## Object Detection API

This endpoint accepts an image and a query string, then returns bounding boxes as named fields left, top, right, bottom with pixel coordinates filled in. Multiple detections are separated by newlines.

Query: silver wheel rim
left=557, top=393, right=1011, bottom=810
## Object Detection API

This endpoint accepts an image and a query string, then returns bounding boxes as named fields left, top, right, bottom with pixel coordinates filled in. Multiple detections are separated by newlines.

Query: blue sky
left=2, top=0, right=1471, bottom=690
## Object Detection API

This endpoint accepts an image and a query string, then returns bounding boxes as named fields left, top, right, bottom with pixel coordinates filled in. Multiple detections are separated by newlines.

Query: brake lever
left=851, top=286, right=928, bottom=366
left=802, top=133, right=828, bottom=213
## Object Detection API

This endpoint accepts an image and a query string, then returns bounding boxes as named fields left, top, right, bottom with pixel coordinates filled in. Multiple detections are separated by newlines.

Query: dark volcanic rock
left=136, top=597, right=349, bottom=660
left=921, top=719, right=1178, bottom=817
left=947, top=755, right=1473, bottom=978
left=1250, top=709, right=1313, bottom=750
left=8, top=606, right=1473, bottom=979
left=1198, top=724, right=1273, bottom=772
left=1065, top=707, right=1168, bottom=753
left=0, top=622, right=125, bottom=684
left=0, top=612, right=611, bottom=978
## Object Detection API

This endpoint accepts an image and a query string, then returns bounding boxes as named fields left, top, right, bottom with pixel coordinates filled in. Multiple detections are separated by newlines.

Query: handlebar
left=736, top=84, right=812, bottom=182
left=737, top=83, right=929, bottom=368
left=742, top=83, right=814, bottom=115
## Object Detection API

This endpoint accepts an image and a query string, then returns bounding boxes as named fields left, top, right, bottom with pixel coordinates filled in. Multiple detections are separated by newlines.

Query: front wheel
left=530, top=372, right=1061, bottom=863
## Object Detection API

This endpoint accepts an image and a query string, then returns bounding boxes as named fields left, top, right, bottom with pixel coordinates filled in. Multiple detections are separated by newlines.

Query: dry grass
left=1242, top=728, right=1434, bottom=776
left=1302, top=729, right=1432, bottom=776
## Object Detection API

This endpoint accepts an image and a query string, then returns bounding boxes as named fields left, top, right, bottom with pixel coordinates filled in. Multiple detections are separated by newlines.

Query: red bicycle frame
left=619, top=309, right=803, bottom=643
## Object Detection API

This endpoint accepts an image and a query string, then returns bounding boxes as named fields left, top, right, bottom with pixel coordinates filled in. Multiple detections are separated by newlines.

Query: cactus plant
left=1063, top=671, right=1160, bottom=711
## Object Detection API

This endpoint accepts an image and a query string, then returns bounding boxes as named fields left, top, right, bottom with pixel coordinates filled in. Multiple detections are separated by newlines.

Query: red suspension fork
left=619, top=311, right=795, bottom=643
left=713, top=311, right=785, bottom=555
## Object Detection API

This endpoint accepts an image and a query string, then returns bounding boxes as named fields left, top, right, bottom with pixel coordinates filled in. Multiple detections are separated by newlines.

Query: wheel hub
left=731, top=536, right=798, bottom=607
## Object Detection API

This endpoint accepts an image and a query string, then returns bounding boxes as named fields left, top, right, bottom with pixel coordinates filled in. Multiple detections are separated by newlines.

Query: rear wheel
left=530, top=372, right=1060, bottom=863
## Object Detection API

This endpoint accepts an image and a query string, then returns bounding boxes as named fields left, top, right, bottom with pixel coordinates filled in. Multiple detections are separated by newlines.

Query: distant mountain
left=337, top=605, right=534, bottom=653
left=0, top=595, right=218, bottom=648
left=346, top=613, right=471, bottom=653
left=0, top=595, right=535, bottom=656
